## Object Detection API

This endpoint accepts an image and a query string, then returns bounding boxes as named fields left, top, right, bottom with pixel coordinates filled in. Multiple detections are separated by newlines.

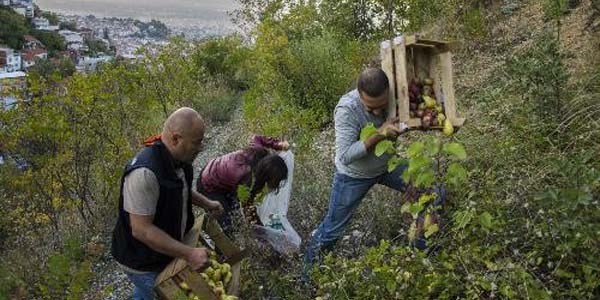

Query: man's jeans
left=125, top=271, right=159, bottom=300
left=304, top=165, right=406, bottom=270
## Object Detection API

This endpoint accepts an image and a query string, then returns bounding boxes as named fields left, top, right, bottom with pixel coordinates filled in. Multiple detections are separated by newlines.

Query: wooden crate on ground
left=381, top=34, right=465, bottom=129
left=155, top=214, right=248, bottom=300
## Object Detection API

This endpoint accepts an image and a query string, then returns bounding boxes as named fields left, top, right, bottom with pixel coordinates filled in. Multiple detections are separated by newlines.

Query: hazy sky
left=35, top=0, right=239, bottom=28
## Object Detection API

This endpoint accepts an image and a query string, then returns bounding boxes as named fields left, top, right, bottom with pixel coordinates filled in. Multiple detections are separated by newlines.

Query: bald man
left=111, top=107, right=224, bottom=300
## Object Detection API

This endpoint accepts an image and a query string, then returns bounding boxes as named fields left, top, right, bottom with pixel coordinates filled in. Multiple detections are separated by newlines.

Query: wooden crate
left=154, top=214, right=248, bottom=300
left=381, top=34, right=465, bottom=128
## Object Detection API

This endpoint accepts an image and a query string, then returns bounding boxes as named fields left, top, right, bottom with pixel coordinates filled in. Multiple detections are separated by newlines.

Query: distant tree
left=85, top=39, right=110, bottom=56
left=59, top=21, right=77, bottom=31
left=41, top=11, right=60, bottom=25
left=102, top=27, right=110, bottom=40
left=30, top=29, right=66, bottom=56
left=0, top=6, right=29, bottom=49
left=134, top=19, right=170, bottom=39
left=29, top=56, right=75, bottom=79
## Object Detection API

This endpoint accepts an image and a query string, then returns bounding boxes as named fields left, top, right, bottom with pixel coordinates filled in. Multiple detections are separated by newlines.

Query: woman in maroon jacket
left=197, top=135, right=289, bottom=235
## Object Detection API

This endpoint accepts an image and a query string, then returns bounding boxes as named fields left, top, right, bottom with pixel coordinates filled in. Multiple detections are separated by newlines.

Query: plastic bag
left=253, top=151, right=301, bottom=254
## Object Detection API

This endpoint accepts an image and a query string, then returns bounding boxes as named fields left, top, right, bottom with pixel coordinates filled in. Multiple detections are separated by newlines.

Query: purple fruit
left=409, top=82, right=421, bottom=96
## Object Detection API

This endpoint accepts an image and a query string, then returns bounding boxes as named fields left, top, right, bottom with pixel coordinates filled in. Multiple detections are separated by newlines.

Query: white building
left=0, top=48, right=22, bottom=73
left=12, top=5, right=26, bottom=16
left=33, top=18, right=59, bottom=31
left=59, top=30, right=85, bottom=51
left=1, top=0, right=10, bottom=6
left=76, top=55, right=113, bottom=72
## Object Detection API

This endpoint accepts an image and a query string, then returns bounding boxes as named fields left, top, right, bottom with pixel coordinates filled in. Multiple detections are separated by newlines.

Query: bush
left=243, top=27, right=372, bottom=140
left=192, top=36, right=250, bottom=91
left=36, top=238, right=92, bottom=300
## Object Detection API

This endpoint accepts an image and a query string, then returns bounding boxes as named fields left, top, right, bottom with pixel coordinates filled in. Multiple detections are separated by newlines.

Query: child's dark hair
left=250, top=154, right=288, bottom=200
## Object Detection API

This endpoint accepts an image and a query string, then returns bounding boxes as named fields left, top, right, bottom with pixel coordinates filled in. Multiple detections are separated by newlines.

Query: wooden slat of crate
left=438, top=51, right=465, bottom=127
left=227, top=262, right=242, bottom=295
left=156, top=279, right=183, bottom=300
left=203, top=217, right=243, bottom=258
left=430, top=53, right=445, bottom=112
left=380, top=40, right=397, bottom=118
left=178, top=268, right=217, bottom=300
left=155, top=215, right=205, bottom=287
left=393, top=37, right=409, bottom=123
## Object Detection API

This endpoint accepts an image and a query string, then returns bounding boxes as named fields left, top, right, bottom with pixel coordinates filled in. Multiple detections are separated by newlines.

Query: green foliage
left=29, top=56, right=75, bottom=78
left=0, top=6, right=29, bottom=49
left=543, top=0, right=569, bottom=20
left=237, top=184, right=251, bottom=205
left=134, top=19, right=170, bottom=39
left=59, top=21, right=77, bottom=31
left=41, top=11, right=60, bottom=25
left=36, top=238, right=92, bottom=300
left=359, top=123, right=378, bottom=141
left=243, top=26, right=370, bottom=138
left=461, top=5, right=488, bottom=39
left=506, top=31, right=569, bottom=126
left=85, top=39, right=111, bottom=56
left=401, top=137, right=467, bottom=189
left=30, top=29, right=66, bottom=55
left=192, top=36, right=250, bottom=90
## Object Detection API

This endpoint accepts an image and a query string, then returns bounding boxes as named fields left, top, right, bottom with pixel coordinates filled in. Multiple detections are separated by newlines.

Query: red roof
left=21, top=48, right=47, bottom=62
left=23, top=35, right=41, bottom=43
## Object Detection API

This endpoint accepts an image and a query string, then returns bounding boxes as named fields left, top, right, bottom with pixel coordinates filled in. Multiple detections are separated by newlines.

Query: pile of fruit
left=177, top=251, right=238, bottom=300
left=408, top=78, right=454, bottom=136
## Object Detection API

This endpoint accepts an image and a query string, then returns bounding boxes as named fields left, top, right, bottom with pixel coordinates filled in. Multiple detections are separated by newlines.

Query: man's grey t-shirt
left=334, top=89, right=392, bottom=178
left=120, top=167, right=188, bottom=273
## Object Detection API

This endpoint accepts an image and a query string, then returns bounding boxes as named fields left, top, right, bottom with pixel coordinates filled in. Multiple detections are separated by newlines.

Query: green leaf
left=414, top=169, right=435, bottom=188
left=409, top=203, right=424, bottom=218
left=453, top=209, right=474, bottom=229
left=387, top=156, right=406, bottom=173
left=401, top=168, right=411, bottom=186
left=418, top=193, right=436, bottom=206
left=407, top=141, right=425, bottom=159
left=360, top=123, right=377, bottom=141
left=407, top=156, right=431, bottom=175
left=443, top=142, right=467, bottom=160
left=385, top=279, right=396, bottom=293
left=424, top=136, right=440, bottom=156
left=424, top=223, right=438, bottom=238
left=400, top=202, right=411, bottom=214
left=375, top=140, right=394, bottom=157
left=479, top=212, right=493, bottom=229
left=236, top=184, right=251, bottom=204
left=446, top=162, right=468, bottom=188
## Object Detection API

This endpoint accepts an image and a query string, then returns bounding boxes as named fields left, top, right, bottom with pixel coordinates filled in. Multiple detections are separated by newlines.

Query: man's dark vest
left=111, top=141, right=194, bottom=272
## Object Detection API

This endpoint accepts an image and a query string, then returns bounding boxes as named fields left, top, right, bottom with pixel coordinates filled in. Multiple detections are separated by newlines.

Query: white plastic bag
left=254, top=151, right=301, bottom=254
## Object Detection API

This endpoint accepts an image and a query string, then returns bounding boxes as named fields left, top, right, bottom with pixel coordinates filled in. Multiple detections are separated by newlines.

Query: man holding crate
left=303, top=68, right=410, bottom=276
left=111, top=107, right=224, bottom=300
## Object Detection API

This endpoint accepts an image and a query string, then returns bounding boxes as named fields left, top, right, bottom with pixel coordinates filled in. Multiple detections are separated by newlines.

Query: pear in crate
left=443, top=119, right=454, bottom=136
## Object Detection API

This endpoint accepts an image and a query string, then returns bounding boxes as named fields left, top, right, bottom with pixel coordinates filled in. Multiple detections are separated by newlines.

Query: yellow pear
left=224, top=271, right=232, bottom=284
left=178, top=281, right=190, bottom=291
left=213, top=269, right=222, bottom=282
left=214, top=286, right=225, bottom=296
left=221, top=263, right=231, bottom=273
left=443, top=119, right=454, bottom=136
left=423, top=96, right=437, bottom=109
